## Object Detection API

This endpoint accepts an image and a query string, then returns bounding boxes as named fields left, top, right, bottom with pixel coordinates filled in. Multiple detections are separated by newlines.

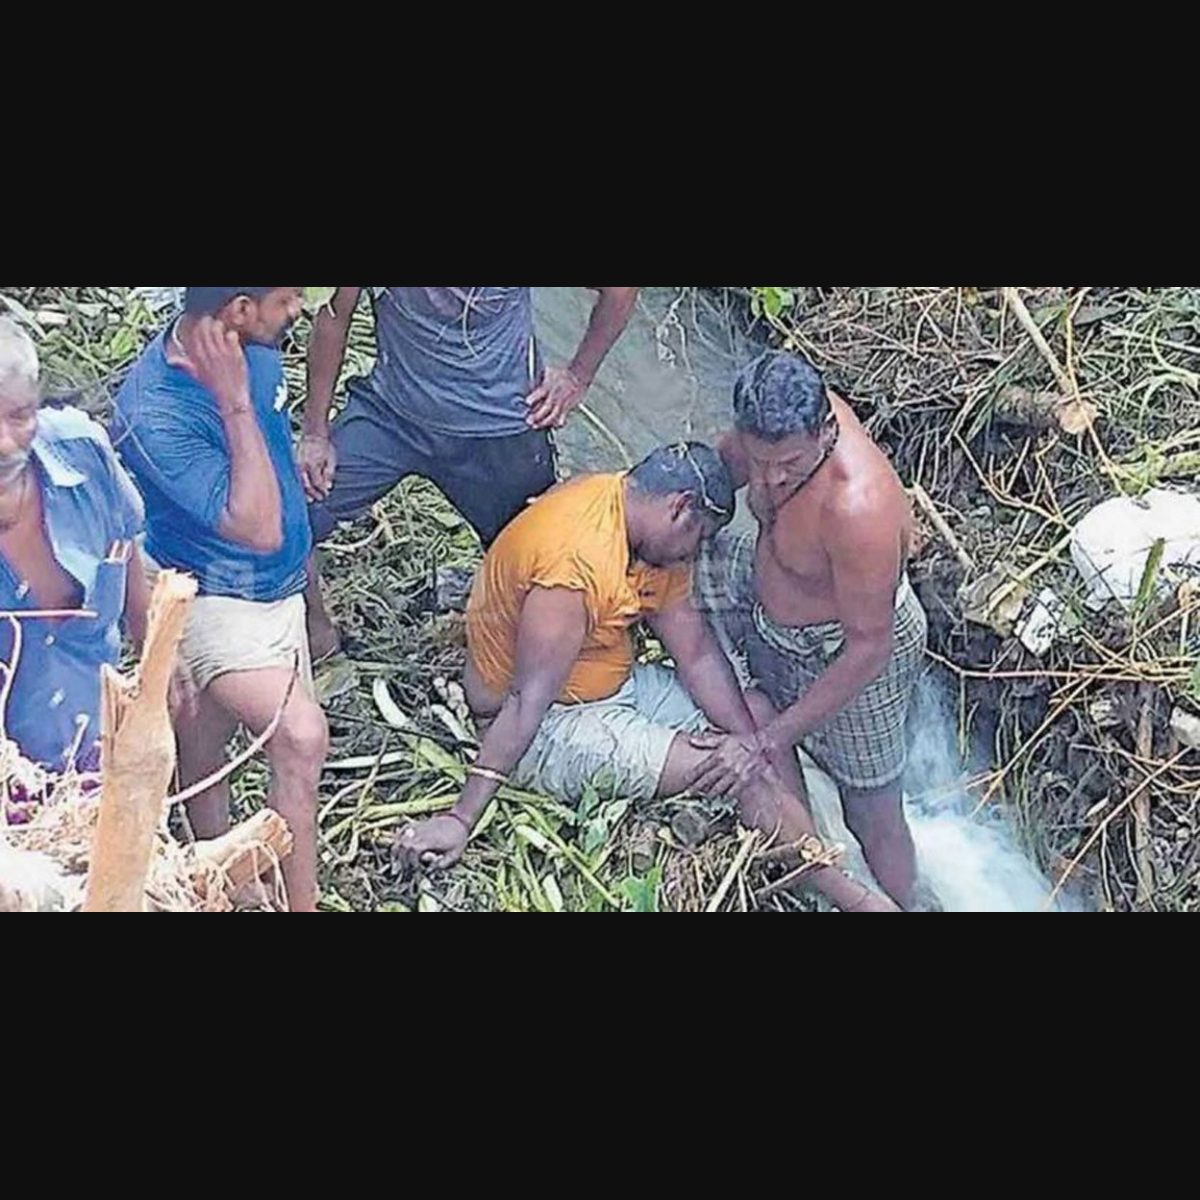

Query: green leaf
left=515, top=824, right=555, bottom=854
left=579, top=784, right=601, bottom=820
left=542, top=874, right=565, bottom=913
left=106, top=325, right=138, bottom=363
left=602, top=798, right=631, bottom=827
left=750, top=286, right=797, bottom=321
left=303, top=286, right=337, bottom=312
left=618, top=867, right=662, bottom=912
left=413, top=736, right=463, bottom=775
left=1135, top=537, right=1166, bottom=614
left=592, top=769, right=617, bottom=799
left=581, top=818, right=609, bottom=856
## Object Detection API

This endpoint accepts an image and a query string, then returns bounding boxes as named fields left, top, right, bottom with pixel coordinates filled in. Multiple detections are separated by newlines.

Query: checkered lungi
left=695, top=527, right=927, bottom=791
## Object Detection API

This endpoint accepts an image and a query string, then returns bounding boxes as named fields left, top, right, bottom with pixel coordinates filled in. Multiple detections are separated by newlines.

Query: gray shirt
left=368, top=287, right=541, bottom=438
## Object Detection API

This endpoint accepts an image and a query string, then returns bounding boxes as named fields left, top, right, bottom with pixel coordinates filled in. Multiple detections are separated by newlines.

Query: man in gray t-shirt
left=301, top=287, right=638, bottom=659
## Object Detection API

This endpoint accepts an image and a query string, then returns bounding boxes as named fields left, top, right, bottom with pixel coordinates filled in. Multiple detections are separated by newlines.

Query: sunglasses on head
left=670, top=443, right=732, bottom=522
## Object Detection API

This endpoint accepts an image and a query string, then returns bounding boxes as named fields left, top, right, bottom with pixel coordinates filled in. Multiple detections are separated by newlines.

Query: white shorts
left=512, top=663, right=708, bottom=803
left=145, top=554, right=312, bottom=693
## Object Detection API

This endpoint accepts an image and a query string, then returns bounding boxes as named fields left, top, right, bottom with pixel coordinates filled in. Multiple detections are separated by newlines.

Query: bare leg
left=304, top=551, right=340, bottom=662
left=657, top=731, right=897, bottom=912
left=205, top=668, right=329, bottom=913
left=842, top=784, right=916, bottom=910
left=176, top=689, right=239, bottom=840
left=743, top=689, right=809, bottom=800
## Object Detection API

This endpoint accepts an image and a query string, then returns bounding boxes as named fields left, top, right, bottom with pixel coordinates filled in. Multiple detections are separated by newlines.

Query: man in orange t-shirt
left=396, top=442, right=897, bottom=912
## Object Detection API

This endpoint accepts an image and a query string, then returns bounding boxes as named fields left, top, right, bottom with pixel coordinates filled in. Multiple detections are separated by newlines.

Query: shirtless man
left=701, top=351, right=927, bottom=908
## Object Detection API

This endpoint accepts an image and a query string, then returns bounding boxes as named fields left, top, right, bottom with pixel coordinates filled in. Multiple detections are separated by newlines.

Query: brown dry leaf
left=960, top=568, right=1029, bottom=637
left=1057, top=395, right=1097, bottom=435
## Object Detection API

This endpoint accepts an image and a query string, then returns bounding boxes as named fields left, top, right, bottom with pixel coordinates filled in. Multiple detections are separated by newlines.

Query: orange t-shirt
left=467, top=473, right=692, bottom=704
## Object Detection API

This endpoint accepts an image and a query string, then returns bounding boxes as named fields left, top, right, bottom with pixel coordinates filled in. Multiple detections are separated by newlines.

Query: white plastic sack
left=1070, top=488, right=1200, bottom=610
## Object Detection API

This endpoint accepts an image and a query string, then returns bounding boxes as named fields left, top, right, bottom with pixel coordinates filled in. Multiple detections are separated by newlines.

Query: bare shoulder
left=828, top=436, right=911, bottom=555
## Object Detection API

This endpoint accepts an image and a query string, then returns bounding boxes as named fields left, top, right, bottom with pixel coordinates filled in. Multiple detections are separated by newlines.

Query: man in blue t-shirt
left=300, top=286, right=639, bottom=659
left=114, top=287, right=326, bottom=912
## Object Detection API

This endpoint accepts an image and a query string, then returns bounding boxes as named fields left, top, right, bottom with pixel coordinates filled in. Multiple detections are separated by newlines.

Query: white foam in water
left=908, top=807, right=1073, bottom=912
left=802, top=670, right=1081, bottom=912
left=904, top=670, right=1081, bottom=912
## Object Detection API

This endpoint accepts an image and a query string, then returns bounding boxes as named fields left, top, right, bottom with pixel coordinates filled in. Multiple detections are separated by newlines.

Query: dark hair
left=184, top=287, right=279, bottom=315
left=628, top=441, right=734, bottom=529
left=733, top=350, right=830, bottom=441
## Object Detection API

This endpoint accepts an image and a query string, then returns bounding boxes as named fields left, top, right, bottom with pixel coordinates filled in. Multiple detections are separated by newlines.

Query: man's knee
left=270, top=699, right=329, bottom=779
left=842, top=785, right=903, bottom=841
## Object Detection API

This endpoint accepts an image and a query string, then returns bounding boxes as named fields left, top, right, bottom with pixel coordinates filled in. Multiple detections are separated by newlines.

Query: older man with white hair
left=0, top=316, right=149, bottom=775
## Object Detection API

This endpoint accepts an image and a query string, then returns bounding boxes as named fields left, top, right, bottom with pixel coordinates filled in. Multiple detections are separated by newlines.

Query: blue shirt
left=368, top=287, right=539, bottom=437
left=112, top=331, right=311, bottom=601
left=0, top=406, right=143, bottom=772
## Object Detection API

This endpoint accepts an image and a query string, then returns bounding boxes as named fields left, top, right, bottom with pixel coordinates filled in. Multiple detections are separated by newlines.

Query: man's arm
left=650, top=597, right=755, bottom=735
left=650, top=596, right=773, bottom=795
left=396, top=587, right=588, bottom=870
left=173, top=318, right=282, bottom=553
left=526, top=286, right=639, bottom=430
left=122, top=542, right=150, bottom=652
left=763, top=502, right=900, bottom=754
left=299, top=286, right=361, bottom=500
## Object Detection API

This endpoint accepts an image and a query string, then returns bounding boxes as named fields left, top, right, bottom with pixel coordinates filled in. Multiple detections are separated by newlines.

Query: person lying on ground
left=113, top=287, right=327, bottom=913
left=699, top=350, right=927, bottom=909
left=300, top=286, right=640, bottom=660
left=0, top=316, right=148, bottom=789
left=395, top=441, right=897, bottom=912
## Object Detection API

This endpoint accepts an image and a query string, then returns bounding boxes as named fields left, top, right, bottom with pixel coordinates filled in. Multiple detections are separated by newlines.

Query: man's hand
left=180, top=318, right=251, bottom=414
left=299, top=433, right=338, bottom=501
left=687, top=730, right=773, bottom=796
left=525, top=365, right=587, bottom=430
left=393, top=813, right=470, bottom=873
